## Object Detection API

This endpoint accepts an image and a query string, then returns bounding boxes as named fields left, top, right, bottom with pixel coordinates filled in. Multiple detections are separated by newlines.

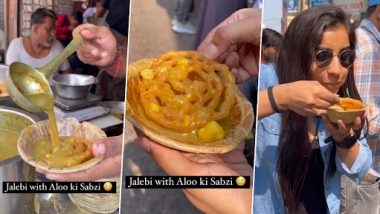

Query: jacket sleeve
left=335, top=135, right=372, bottom=181
left=259, top=63, right=278, bottom=90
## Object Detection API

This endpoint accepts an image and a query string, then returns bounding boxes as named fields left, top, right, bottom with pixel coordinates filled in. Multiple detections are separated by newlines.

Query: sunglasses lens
left=315, top=50, right=333, bottom=68
left=339, top=50, right=355, bottom=68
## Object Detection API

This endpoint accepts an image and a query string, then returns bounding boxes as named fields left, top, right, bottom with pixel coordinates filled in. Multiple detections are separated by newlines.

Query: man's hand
left=197, top=8, right=262, bottom=82
left=37, top=135, right=123, bottom=181
left=138, top=137, right=252, bottom=214
left=73, top=24, right=117, bottom=67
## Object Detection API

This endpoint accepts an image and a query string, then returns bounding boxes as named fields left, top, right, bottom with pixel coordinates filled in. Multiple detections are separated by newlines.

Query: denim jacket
left=253, top=64, right=372, bottom=214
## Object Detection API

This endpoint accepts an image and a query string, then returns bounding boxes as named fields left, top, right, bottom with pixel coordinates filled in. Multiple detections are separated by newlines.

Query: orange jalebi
left=338, top=98, right=366, bottom=110
left=138, top=51, right=236, bottom=132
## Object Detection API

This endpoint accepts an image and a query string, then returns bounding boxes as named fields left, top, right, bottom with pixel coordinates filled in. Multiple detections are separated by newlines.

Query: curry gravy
left=0, top=129, right=20, bottom=161
left=32, top=136, right=93, bottom=168
left=25, top=92, right=59, bottom=148
left=26, top=92, right=94, bottom=168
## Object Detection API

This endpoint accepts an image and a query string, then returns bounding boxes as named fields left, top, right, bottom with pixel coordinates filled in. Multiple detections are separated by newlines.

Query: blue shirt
left=253, top=64, right=372, bottom=214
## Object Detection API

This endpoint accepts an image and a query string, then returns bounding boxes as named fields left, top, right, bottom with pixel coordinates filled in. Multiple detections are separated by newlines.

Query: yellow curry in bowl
left=19, top=90, right=98, bottom=170
left=18, top=118, right=106, bottom=173
left=0, top=107, right=35, bottom=162
left=32, top=136, right=93, bottom=168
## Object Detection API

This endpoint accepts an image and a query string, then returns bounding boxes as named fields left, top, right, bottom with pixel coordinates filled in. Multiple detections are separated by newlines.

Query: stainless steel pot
left=52, top=74, right=97, bottom=100
left=0, top=107, right=38, bottom=214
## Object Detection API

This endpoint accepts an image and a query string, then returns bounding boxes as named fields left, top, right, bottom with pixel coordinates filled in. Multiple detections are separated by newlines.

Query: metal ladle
left=5, top=36, right=83, bottom=112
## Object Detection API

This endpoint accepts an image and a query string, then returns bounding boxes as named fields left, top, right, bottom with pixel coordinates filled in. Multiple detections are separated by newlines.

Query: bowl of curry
left=17, top=117, right=106, bottom=173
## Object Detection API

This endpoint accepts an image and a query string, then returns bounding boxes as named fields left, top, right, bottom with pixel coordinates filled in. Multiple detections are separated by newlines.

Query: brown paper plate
left=68, top=177, right=120, bottom=214
left=327, top=98, right=366, bottom=124
left=126, top=59, right=254, bottom=154
left=18, top=117, right=106, bottom=173
left=327, top=108, right=365, bottom=124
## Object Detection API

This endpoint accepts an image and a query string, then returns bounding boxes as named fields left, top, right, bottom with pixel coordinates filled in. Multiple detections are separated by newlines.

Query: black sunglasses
left=313, top=49, right=356, bottom=69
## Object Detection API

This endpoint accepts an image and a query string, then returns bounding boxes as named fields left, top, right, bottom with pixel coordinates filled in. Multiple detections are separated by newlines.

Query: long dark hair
left=275, top=6, right=361, bottom=212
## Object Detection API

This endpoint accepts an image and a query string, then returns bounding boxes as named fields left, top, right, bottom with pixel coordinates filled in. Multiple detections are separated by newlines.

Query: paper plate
left=327, top=98, right=366, bottom=124
left=68, top=177, right=120, bottom=214
left=126, top=59, right=254, bottom=154
left=18, top=117, right=106, bottom=173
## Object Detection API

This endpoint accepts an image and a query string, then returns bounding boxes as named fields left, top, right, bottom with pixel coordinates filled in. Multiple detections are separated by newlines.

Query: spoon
left=5, top=36, right=83, bottom=112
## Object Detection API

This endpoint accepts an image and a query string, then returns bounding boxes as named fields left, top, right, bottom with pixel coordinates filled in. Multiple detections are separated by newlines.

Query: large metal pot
left=52, top=74, right=96, bottom=100
left=0, top=107, right=38, bottom=214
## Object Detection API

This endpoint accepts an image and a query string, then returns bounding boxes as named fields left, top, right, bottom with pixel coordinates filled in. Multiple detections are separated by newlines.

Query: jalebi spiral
left=138, top=51, right=236, bottom=133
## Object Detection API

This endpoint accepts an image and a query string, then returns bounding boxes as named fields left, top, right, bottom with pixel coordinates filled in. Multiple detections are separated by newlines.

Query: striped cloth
left=354, top=19, right=380, bottom=136
left=354, top=19, right=380, bottom=172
